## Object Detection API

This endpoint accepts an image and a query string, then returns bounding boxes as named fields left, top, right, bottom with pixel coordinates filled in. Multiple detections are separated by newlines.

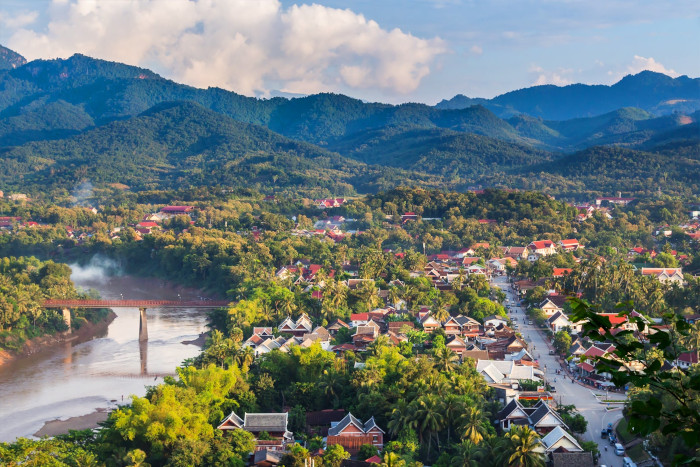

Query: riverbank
left=34, top=408, right=111, bottom=438
left=0, top=311, right=117, bottom=369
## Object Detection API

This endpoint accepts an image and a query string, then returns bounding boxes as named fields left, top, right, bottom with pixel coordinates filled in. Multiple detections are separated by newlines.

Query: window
left=373, top=435, right=378, bottom=443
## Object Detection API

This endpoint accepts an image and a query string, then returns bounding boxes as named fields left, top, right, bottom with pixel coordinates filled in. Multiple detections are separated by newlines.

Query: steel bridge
left=43, top=299, right=230, bottom=341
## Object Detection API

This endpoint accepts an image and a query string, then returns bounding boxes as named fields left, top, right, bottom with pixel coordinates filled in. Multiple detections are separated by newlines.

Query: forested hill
left=437, top=71, right=700, bottom=119
left=0, top=101, right=449, bottom=196
left=0, top=46, right=698, bottom=199
left=1, top=51, right=697, bottom=152
left=0, top=45, right=26, bottom=70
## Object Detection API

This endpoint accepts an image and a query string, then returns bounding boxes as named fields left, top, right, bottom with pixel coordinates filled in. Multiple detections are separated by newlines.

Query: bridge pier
left=139, top=307, right=148, bottom=341
left=61, top=308, right=72, bottom=331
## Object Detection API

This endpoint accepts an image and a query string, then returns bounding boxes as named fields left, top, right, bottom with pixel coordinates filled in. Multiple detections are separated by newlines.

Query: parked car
left=614, top=443, right=625, bottom=456
left=623, top=457, right=637, bottom=467
left=528, top=320, right=533, bottom=325
left=600, top=429, right=608, bottom=439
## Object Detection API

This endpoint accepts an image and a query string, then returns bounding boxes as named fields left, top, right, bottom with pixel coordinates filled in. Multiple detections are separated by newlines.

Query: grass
left=626, top=443, right=650, bottom=463
left=615, top=418, right=636, bottom=444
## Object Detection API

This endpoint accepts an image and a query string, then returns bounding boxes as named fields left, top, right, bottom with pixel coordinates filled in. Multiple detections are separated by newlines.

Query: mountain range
left=0, top=45, right=698, bottom=200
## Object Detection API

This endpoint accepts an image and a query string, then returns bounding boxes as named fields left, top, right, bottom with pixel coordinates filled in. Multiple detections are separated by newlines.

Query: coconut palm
left=450, top=439, right=481, bottom=467
left=413, top=394, right=444, bottom=460
left=503, top=425, right=545, bottom=467
left=458, top=407, right=486, bottom=445
left=433, top=345, right=458, bottom=373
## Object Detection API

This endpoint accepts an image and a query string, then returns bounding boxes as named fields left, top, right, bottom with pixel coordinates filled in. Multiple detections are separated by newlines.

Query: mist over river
left=0, top=263, right=214, bottom=442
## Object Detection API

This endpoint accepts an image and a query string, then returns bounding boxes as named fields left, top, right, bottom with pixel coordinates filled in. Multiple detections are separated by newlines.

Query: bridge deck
left=43, top=299, right=230, bottom=308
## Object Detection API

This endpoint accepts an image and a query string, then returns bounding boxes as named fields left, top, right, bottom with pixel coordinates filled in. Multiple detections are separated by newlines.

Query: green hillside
left=328, top=126, right=552, bottom=178
left=0, top=101, right=447, bottom=197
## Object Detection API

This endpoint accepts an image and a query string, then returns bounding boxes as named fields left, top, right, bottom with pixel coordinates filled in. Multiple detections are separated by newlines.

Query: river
left=0, top=269, right=214, bottom=442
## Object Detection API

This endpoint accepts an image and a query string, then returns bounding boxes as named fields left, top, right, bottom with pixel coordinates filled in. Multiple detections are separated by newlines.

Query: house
left=483, top=315, right=508, bottom=328
left=496, top=399, right=567, bottom=435
left=446, top=335, right=467, bottom=356
left=640, top=268, right=684, bottom=285
left=278, top=313, right=313, bottom=337
left=558, top=239, right=580, bottom=251
left=455, top=316, right=482, bottom=337
left=527, top=240, right=557, bottom=257
left=539, top=298, right=563, bottom=317
left=218, top=412, right=293, bottom=452
left=160, top=205, right=194, bottom=215
left=595, top=196, right=634, bottom=206
left=419, top=312, right=441, bottom=333
left=476, top=360, right=543, bottom=384
left=550, top=452, right=594, bottom=467
left=500, top=246, right=528, bottom=260
left=327, top=319, right=351, bottom=336
left=327, top=413, right=384, bottom=455
left=547, top=311, right=577, bottom=333
left=350, top=313, right=369, bottom=328
left=674, top=351, right=699, bottom=369
left=552, top=268, right=573, bottom=278
left=539, top=425, right=583, bottom=452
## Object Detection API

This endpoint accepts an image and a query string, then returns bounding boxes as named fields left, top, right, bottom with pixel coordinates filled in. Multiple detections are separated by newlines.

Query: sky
left=0, top=0, right=698, bottom=104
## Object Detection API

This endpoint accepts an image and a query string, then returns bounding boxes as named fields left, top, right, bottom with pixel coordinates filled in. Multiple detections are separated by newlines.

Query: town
left=0, top=187, right=698, bottom=466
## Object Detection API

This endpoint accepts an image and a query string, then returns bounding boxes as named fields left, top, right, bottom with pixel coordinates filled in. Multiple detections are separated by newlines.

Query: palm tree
left=450, top=439, right=481, bottom=467
left=319, top=369, right=341, bottom=408
left=503, top=425, right=545, bottom=467
left=368, top=335, right=392, bottom=357
left=388, top=286, right=402, bottom=308
left=433, top=346, right=458, bottom=373
left=458, top=407, right=486, bottom=445
left=433, top=306, right=450, bottom=323
left=387, top=398, right=412, bottom=436
left=413, top=395, right=444, bottom=460
left=380, top=452, right=406, bottom=467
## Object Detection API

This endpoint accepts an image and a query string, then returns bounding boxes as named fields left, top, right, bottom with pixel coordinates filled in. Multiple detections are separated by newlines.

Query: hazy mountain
left=0, top=45, right=26, bottom=70
left=437, top=71, right=700, bottom=120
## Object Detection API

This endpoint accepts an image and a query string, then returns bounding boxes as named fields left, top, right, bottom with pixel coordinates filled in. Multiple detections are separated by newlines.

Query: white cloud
left=0, top=10, right=38, bottom=28
left=469, top=45, right=483, bottom=55
left=4, top=0, right=446, bottom=98
left=529, top=65, right=574, bottom=86
left=626, top=55, right=679, bottom=77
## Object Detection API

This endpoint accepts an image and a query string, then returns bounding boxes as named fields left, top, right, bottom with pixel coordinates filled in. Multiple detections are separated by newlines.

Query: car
left=614, top=443, right=625, bottom=456
left=623, top=457, right=637, bottom=467
left=548, top=349, right=555, bottom=355
left=528, top=320, right=533, bottom=325
left=549, top=385, right=556, bottom=392
left=600, top=429, right=608, bottom=439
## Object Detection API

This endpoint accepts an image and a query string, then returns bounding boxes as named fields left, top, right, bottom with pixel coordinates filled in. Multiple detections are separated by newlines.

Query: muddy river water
left=0, top=268, right=214, bottom=441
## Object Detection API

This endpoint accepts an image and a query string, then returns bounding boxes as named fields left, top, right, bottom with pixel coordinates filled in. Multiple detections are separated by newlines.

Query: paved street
left=492, top=276, right=626, bottom=466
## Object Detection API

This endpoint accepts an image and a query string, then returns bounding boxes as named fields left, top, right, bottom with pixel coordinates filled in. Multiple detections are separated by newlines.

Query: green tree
left=323, top=444, right=351, bottom=466
left=552, top=331, right=572, bottom=355
left=502, top=425, right=545, bottom=467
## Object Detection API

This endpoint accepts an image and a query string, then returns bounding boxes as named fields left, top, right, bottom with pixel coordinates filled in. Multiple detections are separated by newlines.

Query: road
left=492, top=275, right=626, bottom=467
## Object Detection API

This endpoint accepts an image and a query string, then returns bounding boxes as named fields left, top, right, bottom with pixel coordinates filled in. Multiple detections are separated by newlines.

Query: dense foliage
left=0, top=256, right=108, bottom=351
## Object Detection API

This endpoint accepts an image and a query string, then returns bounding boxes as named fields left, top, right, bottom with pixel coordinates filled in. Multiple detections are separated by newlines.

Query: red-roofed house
left=552, top=268, right=573, bottom=278
left=527, top=240, right=557, bottom=257
left=675, top=351, right=699, bottom=369
left=558, top=239, right=580, bottom=251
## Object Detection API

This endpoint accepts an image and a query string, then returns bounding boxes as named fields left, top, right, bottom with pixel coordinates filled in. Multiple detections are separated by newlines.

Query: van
left=614, top=443, right=625, bottom=456
left=623, top=457, right=637, bottom=467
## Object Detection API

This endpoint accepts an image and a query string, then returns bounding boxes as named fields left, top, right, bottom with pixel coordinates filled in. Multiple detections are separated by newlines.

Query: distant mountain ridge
left=437, top=71, right=700, bottom=119
left=0, top=45, right=698, bottom=199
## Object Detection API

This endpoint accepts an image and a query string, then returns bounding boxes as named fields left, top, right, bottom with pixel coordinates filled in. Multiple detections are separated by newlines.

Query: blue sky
left=0, top=0, right=697, bottom=104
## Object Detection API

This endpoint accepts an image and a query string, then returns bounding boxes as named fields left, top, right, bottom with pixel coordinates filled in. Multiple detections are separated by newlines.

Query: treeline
left=0, top=256, right=107, bottom=351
